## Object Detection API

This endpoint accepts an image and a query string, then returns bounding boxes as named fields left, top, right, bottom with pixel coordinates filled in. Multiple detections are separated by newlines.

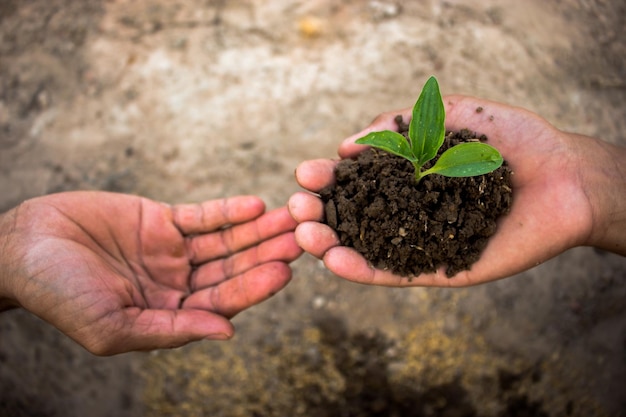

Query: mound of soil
left=320, top=120, right=513, bottom=278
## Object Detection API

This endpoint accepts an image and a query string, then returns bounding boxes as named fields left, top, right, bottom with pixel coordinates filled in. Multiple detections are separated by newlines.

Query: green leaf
left=420, top=142, right=503, bottom=178
left=355, top=130, right=417, bottom=162
left=409, top=76, right=446, bottom=166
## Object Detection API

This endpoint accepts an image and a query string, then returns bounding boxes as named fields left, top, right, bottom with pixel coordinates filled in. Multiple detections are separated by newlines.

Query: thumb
left=81, top=308, right=235, bottom=356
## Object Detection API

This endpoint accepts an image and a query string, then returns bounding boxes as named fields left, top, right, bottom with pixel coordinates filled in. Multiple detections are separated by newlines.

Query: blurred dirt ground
left=1, top=1, right=625, bottom=416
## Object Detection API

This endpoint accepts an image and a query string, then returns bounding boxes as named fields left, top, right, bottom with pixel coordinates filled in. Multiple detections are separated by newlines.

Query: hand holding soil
left=0, top=192, right=302, bottom=355
left=289, top=94, right=626, bottom=287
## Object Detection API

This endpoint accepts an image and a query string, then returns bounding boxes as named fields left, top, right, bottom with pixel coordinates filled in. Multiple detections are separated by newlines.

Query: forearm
left=577, top=135, right=626, bottom=255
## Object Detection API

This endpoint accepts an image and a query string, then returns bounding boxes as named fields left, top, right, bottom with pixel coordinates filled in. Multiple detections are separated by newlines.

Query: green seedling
left=356, top=76, right=503, bottom=183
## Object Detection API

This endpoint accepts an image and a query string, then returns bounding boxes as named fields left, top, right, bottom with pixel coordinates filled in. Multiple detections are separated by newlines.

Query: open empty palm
left=289, top=95, right=604, bottom=287
left=2, top=192, right=301, bottom=354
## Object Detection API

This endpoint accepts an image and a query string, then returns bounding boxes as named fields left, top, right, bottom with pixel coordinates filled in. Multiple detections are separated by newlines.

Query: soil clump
left=321, top=120, right=513, bottom=277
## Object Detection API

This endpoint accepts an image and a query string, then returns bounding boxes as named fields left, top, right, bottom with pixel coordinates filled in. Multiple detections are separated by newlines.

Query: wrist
left=576, top=135, right=626, bottom=255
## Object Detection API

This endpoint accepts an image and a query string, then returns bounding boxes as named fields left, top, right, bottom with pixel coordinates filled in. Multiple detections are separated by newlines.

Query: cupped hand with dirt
left=289, top=95, right=626, bottom=287
left=0, top=191, right=302, bottom=355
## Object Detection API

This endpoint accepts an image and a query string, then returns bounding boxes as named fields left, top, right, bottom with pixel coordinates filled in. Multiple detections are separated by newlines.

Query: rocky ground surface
left=1, top=1, right=625, bottom=416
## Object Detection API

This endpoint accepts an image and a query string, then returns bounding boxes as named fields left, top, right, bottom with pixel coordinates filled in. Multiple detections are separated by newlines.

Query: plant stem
left=413, top=162, right=424, bottom=183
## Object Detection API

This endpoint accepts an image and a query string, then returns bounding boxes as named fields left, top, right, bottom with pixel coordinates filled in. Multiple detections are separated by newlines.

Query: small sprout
left=356, top=76, right=503, bottom=183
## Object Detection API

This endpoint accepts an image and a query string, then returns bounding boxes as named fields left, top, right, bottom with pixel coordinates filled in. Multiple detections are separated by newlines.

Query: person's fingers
left=322, top=246, right=401, bottom=286
left=171, top=196, right=266, bottom=235
left=82, top=308, right=235, bottom=355
left=294, top=221, right=340, bottom=259
left=322, top=246, right=475, bottom=288
left=190, top=232, right=302, bottom=289
left=288, top=192, right=325, bottom=224
left=294, top=159, right=338, bottom=192
left=338, top=108, right=412, bottom=159
left=186, top=207, right=297, bottom=264
left=182, top=261, right=292, bottom=318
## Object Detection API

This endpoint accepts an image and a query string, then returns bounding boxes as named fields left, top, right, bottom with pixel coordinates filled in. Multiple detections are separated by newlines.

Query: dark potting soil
left=320, top=118, right=513, bottom=278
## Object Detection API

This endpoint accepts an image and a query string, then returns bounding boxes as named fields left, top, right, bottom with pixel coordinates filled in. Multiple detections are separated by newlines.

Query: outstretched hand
left=0, top=192, right=302, bottom=355
left=289, top=94, right=625, bottom=287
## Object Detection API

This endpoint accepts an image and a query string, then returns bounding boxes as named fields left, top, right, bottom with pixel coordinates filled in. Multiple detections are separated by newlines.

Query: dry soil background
left=1, top=1, right=625, bottom=416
